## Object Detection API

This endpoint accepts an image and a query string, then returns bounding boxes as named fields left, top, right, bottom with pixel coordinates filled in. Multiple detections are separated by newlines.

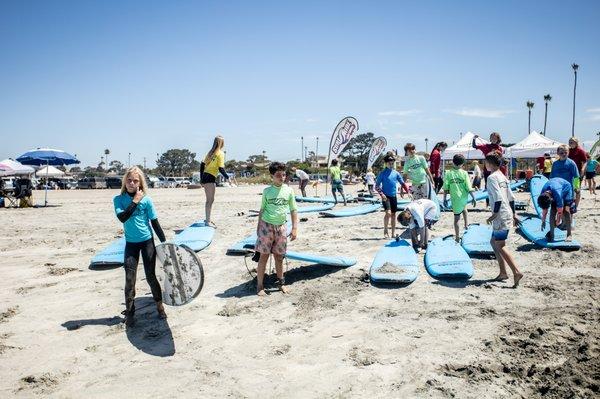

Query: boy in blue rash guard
left=550, top=144, right=580, bottom=195
left=375, top=154, right=411, bottom=238
left=114, top=167, right=167, bottom=327
left=537, top=177, right=575, bottom=242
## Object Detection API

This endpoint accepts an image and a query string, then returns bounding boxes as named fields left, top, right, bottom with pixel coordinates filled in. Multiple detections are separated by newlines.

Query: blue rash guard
left=541, top=178, right=573, bottom=209
left=375, top=168, right=408, bottom=197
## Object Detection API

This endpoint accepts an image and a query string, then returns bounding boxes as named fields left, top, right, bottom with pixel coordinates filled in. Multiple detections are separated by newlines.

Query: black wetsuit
left=117, top=193, right=166, bottom=313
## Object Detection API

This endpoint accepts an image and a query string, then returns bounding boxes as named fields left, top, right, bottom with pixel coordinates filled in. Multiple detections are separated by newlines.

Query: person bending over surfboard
left=402, top=143, right=434, bottom=200
left=375, top=154, right=411, bottom=239
left=398, top=198, right=438, bottom=252
left=550, top=144, right=580, bottom=208
left=442, top=154, right=477, bottom=242
left=291, top=166, right=310, bottom=197
left=200, top=135, right=230, bottom=227
left=537, top=177, right=575, bottom=242
left=255, top=162, right=299, bottom=296
left=113, top=167, right=167, bottom=327
left=484, top=153, right=523, bottom=288
left=329, top=159, right=346, bottom=206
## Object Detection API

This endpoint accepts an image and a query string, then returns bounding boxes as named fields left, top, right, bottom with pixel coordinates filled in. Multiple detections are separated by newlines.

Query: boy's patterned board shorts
left=255, top=219, right=287, bottom=255
left=411, top=182, right=430, bottom=200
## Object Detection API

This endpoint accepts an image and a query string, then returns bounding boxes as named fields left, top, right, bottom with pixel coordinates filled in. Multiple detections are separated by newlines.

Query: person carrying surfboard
left=537, top=177, right=575, bottom=242
left=375, top=154, right=411, bottom=238
left=484, top=153, right=523, bottom=288
left=255, top=162, right=299, bottom=296
left=113, top=166, right=167, bottom=327
left=402, top=143, right=434, bottom=200
left=329, top=159, right=346, bottom=206
left=200, top=135, right=230, bottom=227
left=398, top=198, right=438, bottom=252
left=442, top=154, right=477, bottom=243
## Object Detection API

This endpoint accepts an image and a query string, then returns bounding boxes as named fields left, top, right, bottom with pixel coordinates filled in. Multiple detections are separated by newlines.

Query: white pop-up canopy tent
left=506, top=131, right=565, bottom=158
left=0, top=159, right=35, bottom=176
left=35, top=165, right=65, bottom=178
left=441, top=132, right=490, bottom=160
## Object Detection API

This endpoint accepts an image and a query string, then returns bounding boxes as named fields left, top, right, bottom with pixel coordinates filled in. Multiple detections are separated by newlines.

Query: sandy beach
left=1, top=185, right=598, bottom=398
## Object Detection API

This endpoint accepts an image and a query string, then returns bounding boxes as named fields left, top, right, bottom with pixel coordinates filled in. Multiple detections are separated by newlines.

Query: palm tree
left=543, top=94, right=552, bottom=136
left=526, top=101, right=534, bottom=134
left=104, top=149, right=110, bottom=172
left=571, top=63, right=579, bottom=137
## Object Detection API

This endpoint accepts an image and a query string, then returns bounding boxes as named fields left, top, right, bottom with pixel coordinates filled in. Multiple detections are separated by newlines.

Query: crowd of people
left=111, top=133, right=598, bottom=325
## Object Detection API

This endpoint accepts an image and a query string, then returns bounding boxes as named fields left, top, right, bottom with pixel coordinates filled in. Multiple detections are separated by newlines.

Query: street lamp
left=128, top=152, right=131, bottom=168
left=425, top=138, right=429, bottom=153
left=301, top=136, right=304, bottom=162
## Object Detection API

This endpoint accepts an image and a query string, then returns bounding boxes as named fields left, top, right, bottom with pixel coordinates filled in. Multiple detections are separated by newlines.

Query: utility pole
left=425, top=138, right=429, bottom=153
left=143, top=157, right=146, bottom=170
left=316, top=137, right=319, bottom=167
left=301, top=136, right=304, bottom=162
left=128, top=152, right=131, bottom=168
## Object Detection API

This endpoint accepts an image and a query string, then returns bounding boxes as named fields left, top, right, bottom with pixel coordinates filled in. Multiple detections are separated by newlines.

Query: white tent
left=441, top=132, right=490, bottom=160
left=0, top=159, right=35, bottom=176
left=35, top=165, right=65, bottom=177
left=506, top=131, right=565, bottom=158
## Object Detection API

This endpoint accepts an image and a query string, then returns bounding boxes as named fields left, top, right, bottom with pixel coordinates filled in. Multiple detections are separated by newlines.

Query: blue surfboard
left=461, top=224, right=494, bottom=256
left=89, top=238, right=127, bottom=267
left=320, top=203, right=381, bottom=217
left=369, top=239, right=419, bottom=284
left=441, top=180, right=525, bottom=211
left=529, top=174, right=548, bottom=219
left=295, top=194, right=354, bottom=203
left=425, top=236, right=473, bottom=279
left=518, top=216, right=581, bottom=250
left=250, top=203, right=335, bottom=215
left=90, top=220, right=215, bottom=268
left=172, top=220, right=215, bottom=251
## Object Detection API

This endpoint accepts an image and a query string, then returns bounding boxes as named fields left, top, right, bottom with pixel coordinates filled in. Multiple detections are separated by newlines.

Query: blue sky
left=2, top=0, right=599, bottom=167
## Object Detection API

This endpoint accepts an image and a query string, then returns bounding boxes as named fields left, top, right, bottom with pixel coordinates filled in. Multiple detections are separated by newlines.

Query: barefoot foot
left=513, top=272, right=524, bottom=288
left=493, top=274, right=509, bottom=281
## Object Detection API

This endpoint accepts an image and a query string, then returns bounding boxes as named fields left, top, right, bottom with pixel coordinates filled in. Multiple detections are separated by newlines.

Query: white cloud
left=585, top=107, right=600, bottom=113
left=378, top=110, right=422, bottom=117
left=305, top=118, right=318, bottom=123
left=444, top=108, right=516, bottom=118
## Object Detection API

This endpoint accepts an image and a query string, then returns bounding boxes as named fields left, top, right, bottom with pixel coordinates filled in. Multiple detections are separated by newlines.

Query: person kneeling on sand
left=537, top=177, right=575, bottom=242
left=255, top=162, right=299, bottom=296
left=484, top=153, right=523, bottom=288
left=397, top=198, right=438, bottom=253
left=113, top=167, right=167, bottom=327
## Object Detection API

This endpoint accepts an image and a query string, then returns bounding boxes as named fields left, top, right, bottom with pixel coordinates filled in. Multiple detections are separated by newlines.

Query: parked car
left=105, top=176, right=123, bottom=189
left=78, top=177, right=107, bottom=189
left=174, top=177, right=191, bottom=187
left=146, top=175, right=160, bottom=188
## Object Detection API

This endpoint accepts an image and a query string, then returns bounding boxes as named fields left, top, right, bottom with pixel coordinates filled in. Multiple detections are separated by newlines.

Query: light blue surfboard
left=529, top=174, right=548, bottom=219
left=518, top=216, right=581, bottom=250
left=369, top=239, right=419, bottom=284
left=90, top=220, right=215, bottom=268
left=441, top=180, right=525, bottom=211
left=425, top=236, right=473, bottom=279
left=172, top=220, right=215, bottom=251
left=295, top=194, right=354, bottom=203
left=461, top=224, right=494, bottom=256
left=319, top=203, right=382, bottom=217
left=250, top=203, right=335, bottom=214
left=89, top=238, right=126, bottom=267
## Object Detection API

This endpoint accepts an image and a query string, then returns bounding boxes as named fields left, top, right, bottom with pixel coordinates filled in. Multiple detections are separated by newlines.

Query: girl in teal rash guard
left=113, top=167, right=167, bottom=327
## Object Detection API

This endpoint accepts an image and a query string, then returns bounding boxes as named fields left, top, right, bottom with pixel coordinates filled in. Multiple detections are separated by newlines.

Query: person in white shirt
left=365, top=168, right=376, bottom=196
left=398, top=198, right=438, bottom=252
left=292, top=167, right=310, bottom=197
left=472, top=162, right=482, bottom=190
left=485, top=152, right=523, bottom=288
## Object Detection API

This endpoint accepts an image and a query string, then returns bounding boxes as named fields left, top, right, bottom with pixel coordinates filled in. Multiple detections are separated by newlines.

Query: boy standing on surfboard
left=375, top=154, right=411, bottom=238
left=537, top=177, right=575, bottom=242
left=397, top=198, right=438, bottom=252
left=442, top=154, right=477, bottom=242
left=255, top=162, right=299, bottom=296
left=484, top=153, right=523, bottom=288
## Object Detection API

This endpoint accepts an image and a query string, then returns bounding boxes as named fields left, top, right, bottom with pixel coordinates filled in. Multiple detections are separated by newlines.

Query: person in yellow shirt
left=543, top=153, right=553, bottom=179
left=201, top=136, right=230, bottom=226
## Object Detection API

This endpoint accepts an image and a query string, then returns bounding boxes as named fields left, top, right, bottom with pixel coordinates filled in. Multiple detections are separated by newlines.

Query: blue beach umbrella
left=16, top=148, right=80, bottom=206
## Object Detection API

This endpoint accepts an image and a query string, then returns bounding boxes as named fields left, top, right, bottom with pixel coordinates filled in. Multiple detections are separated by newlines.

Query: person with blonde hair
left=113, top=166, right=167, bottom=327
left=201, top=136, right=230, bottom=226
